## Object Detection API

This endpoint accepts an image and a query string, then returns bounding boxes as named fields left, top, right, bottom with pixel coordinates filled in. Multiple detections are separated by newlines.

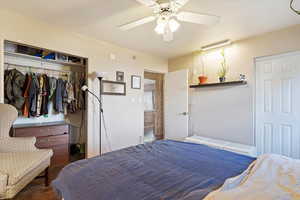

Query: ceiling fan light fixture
left=155, top=18, right=180, bottom=35
left=155, top=22, right=166, bottom=35
left=169, top=19, right=180, bottom=33
left=120, top=0, right=220, bottom=42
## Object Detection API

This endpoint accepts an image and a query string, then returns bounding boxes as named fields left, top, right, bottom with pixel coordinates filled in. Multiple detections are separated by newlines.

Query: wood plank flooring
left=11, top=152, right=85, bottom=200
left=12, top=166, right=62, bottom=200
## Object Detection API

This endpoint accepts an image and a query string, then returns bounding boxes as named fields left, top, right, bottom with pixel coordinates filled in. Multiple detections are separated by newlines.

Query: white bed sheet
left=205, top=154, right=300, bottom=200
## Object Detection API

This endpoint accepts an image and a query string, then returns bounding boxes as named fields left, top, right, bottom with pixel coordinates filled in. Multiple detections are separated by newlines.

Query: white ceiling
left=2, top=0, right=300, bottom=58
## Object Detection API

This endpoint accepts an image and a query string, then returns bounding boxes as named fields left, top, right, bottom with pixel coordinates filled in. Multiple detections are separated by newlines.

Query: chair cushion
left=0, top=150, right=53, bottom=185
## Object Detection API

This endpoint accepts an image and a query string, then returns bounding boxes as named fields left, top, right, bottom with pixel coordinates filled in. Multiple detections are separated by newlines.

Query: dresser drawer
left=51, top=145, right=69, bottom=167
left=36, top=134, right=69, bottom=149
left=14, top=125, right=69, bottom=137
left=12, top=123, right=70, bottom=167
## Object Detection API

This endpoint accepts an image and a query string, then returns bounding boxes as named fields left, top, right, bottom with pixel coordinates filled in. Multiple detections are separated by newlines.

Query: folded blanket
left=204, top=154, right=300, bottom=200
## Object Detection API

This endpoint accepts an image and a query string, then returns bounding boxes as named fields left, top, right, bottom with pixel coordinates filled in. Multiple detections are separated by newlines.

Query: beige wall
left=169, top=24, right=300, bottom=145
left=0, top=9, right=168, bottom=157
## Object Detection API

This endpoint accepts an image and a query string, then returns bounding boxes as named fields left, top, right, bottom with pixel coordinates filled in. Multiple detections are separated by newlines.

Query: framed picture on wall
left=101, top=80, right=126, bottom=96
left=131, top=75, right=141, bottom=89
left=116, top=71, right=124, bottom=82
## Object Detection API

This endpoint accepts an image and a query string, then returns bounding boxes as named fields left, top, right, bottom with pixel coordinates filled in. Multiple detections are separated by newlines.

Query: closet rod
left=4, top=62, right=71, bottom=74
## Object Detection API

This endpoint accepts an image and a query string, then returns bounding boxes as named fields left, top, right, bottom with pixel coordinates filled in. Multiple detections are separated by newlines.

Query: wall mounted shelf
left=5, top=51, right=85, bottom=68
left=190, top=80, right=247, bottom=88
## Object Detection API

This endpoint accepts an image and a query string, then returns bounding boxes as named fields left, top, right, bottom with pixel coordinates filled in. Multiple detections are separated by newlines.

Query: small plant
left=218, top=49, right=228, bottom=82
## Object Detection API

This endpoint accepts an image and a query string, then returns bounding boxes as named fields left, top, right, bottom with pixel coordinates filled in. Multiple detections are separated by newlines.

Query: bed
left=52, top=140, right=255, bottom=200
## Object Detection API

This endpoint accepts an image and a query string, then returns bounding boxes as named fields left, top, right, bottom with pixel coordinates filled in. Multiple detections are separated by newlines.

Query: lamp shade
left=169, top=19, right=180, bottom=33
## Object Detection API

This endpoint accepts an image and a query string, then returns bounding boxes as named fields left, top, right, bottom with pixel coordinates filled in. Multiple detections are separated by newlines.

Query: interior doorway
left=144, top=71, right=164, bottom=143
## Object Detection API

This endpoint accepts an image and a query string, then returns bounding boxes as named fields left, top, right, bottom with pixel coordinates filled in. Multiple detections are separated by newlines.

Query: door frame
left=144, top=70, right=165, bottom=141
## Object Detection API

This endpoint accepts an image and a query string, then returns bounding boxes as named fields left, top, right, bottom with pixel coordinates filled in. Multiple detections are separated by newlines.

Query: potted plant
left=218, top=49, right=228, bottom=83
left=194, top=51, right=208, bottom=84
left=198, top=75, right=208, bottom=84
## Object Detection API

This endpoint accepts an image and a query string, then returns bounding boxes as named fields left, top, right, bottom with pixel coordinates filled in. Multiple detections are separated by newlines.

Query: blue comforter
left=52, top=140, right=255, bottom=200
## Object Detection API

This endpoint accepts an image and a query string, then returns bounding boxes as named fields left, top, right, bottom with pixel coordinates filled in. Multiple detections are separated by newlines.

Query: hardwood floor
left=11, top=153, right=85, bottom=200
left=12, top=166, right=62, bottom=200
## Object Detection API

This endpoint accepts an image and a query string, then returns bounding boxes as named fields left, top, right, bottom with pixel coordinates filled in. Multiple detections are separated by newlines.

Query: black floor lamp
left=81, top=76, right=104, bottom=155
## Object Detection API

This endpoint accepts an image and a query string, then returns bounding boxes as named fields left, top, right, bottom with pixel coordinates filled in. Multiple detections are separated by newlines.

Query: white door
left=164, top=69, right=189, bottom=140
left=256, top=51, right=300, bottom=159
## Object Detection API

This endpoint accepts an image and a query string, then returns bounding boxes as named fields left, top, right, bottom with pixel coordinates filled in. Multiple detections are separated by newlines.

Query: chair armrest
left=0, top=171, right=8, bottom=194
left=0, top=137, right=38, bottom=152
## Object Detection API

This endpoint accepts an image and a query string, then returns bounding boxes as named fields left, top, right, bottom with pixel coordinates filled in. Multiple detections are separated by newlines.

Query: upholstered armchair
left=0, top=104, right=53, bottom=199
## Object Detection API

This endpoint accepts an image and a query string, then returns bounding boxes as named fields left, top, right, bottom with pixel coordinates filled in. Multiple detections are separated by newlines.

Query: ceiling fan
left=119, top=0, right=220, bottom=42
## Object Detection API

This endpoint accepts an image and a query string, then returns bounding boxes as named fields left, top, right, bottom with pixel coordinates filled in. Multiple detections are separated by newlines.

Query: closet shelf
left=190, top=80, right=247, bottom=88
left=5, top=51, right=85, bottom=67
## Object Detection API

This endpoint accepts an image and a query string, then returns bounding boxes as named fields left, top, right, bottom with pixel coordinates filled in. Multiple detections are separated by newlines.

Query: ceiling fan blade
left=119, top=16, right=156, bottom=31
left=173, top=0, right=190, bottom=9
left=177, top=11, right=220, bottom=26
left=135, top=0, right=159, bottom=7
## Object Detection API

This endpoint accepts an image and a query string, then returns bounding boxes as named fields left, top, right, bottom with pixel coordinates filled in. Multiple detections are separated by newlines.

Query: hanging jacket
left=62, top=80, right=69, bottom=115
left=41, top=75, right=50, bottom=116
left=4, top=70, right=11, bottom=102
left=66, top=82, right=76, bottom=113
left=36, top=75, right=44, bottom=117
left=29, top=74, right=40, bottom=117
left=74, top=73, right=80, bottom=110
left=49, top=77, right=57, bottom=100
left=22, top=74, right=32, bottom=118
left=76, top=77, right=86, bottom=110
left=54, top=79, right=64, bottom=113
left=4, top=69, right=26, bottom=114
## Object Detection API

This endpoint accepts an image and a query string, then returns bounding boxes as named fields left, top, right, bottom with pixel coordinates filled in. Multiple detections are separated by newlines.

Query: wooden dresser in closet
left=11, top=122, right=69, bottom=167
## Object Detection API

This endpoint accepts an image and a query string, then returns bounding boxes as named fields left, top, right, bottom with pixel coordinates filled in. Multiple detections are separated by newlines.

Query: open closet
left=3, top=41, right=88, bottom=167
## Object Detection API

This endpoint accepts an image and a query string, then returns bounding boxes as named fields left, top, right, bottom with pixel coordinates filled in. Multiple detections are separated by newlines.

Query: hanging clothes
left=41, top=74, right=50, bottom=116
left=29, top=74, right=40, bottom=117
left=49, top=77, right=57, bottom=100
left=66, top=82, right=76, bottom=113
left=4, top=70, right=11, bottom=102
left=75, top=76, right=86, bottom=111
left=74, top=73, right=80, bottom=110
left=4, top=66, right=86, bottom=118
left=62, top=80, right=69, bottom=115
left=22, top=74, right=32, bottom=118
left=36, top=75, right=44, bottom=117
left=4, top=69, right=26, bottom=115
left=54, top=79, right=65, bottom=113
